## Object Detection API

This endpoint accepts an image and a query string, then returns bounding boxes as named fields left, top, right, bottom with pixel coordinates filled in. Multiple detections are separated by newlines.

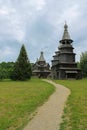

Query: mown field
left=54, top=78, right=87, bottom=130
left=0, top=78, right=55, bottom=130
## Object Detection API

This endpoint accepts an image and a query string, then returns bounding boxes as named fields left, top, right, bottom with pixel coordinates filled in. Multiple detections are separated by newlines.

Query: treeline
left=0, top=62, right=14, bottom=79
left=0, top=61, right=32, bottom=80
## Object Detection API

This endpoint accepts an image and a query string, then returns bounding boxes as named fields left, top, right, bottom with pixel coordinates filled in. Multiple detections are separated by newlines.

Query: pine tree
left=11, top=44, right=32, bottom=80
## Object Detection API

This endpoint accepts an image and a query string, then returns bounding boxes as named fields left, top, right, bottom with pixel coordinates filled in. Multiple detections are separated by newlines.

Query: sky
left=0, top=0, right=87, bottom=64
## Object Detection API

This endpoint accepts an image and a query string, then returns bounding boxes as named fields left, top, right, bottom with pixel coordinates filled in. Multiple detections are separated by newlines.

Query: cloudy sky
left=0, top=0, right=87, bottom=64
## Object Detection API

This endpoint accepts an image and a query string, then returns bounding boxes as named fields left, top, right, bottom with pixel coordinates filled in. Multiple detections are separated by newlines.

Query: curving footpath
left=23, top=80, right=70, bottom=130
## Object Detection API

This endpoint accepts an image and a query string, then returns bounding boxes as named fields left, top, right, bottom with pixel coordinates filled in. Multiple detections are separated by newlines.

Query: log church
left=32, top=51, right=50, bottom=78
left=51, top=23, right=82, bottom=79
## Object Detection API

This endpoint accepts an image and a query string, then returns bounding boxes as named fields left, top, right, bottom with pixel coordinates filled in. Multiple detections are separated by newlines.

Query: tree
left=0, top=62, right=14, bottom=80
left=11, top=44, right=32, bottom=80
left=80, top=51, right=87, bottom=77
left=0, top=68, right=5, bottom=80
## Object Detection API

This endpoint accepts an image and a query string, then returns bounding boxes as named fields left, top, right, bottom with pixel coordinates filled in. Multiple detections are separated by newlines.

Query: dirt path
left=23, top=80, right=70, bottom=130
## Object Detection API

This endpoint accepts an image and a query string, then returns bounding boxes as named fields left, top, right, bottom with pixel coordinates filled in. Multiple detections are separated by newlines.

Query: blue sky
left=0, top=0, right=87, bottom=64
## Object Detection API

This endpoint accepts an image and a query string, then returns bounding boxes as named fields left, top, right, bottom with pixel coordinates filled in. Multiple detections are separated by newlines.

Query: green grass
left=54, top=78, right=87, bottom=130
left=0, top=78, right=55, bottom=130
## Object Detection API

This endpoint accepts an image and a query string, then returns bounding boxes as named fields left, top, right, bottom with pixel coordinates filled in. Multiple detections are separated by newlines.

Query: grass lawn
left=54, top=78, right=87, bottom=130
left=0, top=78, right=55, bottom=130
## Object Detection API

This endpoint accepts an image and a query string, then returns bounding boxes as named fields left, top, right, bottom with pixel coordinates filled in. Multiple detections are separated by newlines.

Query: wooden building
left=51, top=23, right=82, bottom=79
left=32, top=52, right=50, bottom=78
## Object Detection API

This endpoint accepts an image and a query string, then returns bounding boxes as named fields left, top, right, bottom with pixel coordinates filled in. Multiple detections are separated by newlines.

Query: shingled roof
left=62, top=22, right=71, bottom=40
left=38, top=51, right=45, bottom=61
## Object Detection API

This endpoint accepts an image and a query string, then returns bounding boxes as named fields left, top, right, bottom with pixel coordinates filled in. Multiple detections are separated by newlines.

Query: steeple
left=62, top=22, right=71, bottom=40
left=39, top=51, right=45, bottom=61
left=60, top=22, right=73, bottom=43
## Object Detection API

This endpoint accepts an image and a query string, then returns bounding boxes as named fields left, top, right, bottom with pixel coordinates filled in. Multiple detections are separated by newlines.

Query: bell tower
left=59, top=23, right=75, bottom=63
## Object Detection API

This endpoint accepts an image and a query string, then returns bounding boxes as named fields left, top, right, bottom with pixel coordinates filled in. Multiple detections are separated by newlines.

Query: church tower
left=51, top=23, right=81, bottom=79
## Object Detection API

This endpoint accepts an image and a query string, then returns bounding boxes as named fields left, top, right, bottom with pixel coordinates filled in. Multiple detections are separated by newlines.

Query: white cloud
left=29, top=0, right=46, bottom=11
left=0, top=6, right=16, bottom=15
left=0, top=46, right=14, bottom=61
left=0, top=6, right=25, bottom=42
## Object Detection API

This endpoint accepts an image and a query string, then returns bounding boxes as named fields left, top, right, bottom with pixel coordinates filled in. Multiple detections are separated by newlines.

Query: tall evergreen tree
left=11, top=44, right=32, bottom=80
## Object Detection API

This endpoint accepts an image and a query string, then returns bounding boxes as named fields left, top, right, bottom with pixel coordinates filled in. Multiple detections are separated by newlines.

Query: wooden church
left=51, top=23, right=82, bottom=79
left=32, top=51, right=50, bottom=78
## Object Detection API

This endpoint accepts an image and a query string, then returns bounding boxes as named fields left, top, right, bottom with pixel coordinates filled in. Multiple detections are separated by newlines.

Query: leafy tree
left=80, top=51, right=87, bottom=77
left=0, top=68, right=4, bottom=80
left=77, top=62, right=80, bottom=68
left=0, top=62, right=14, bottom=80
left=11, top=44, right=32, bottom=80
